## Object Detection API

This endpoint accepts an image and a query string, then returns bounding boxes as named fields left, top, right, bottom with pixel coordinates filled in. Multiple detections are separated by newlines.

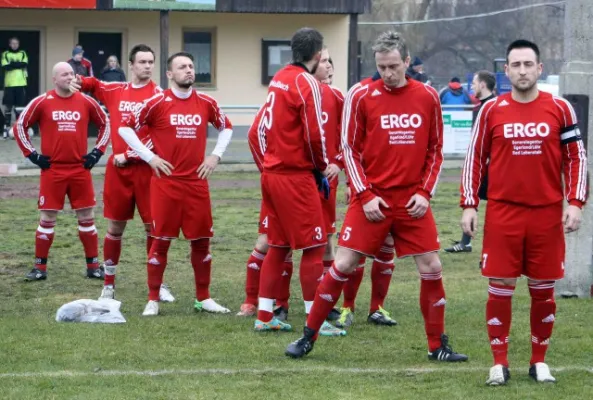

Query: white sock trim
left=258, top=298, right=274, bottom=313
left=37, top=226, right=54, bottom=234
left=78, top=225, right=97, bottom=233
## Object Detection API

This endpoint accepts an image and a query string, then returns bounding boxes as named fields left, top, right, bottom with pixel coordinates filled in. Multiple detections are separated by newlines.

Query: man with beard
left=118, top=52, right=233, bottom=316
left=252, top=27, right=329, bottom=332
left=461, top=40, right=586, bottom=385
left=70, top=44, right=175, bottom=302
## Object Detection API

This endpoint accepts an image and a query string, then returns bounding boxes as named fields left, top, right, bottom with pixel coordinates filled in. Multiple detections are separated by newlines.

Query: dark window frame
left=261, top=39, right=291, bottom=85
left=182, top=27, right=217, bottom=89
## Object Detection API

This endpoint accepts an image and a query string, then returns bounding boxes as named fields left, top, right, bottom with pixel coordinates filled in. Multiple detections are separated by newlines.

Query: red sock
left=78, top=219, right=99, bottom=269
left=529, top=281, right=556, bottom=365
left=147, top=239, right=171, bottom=301
left=300, top=246, right=325, bottom=304
left=342, top=257, right=365, bottom=310
left=146, top=233, right=154, bottom=257
left=420, top=271, right=447, bottom=352
left=370, top=243, right=395, bottom=313
left=487, top=283, right=514, bottom=367
left=306, top=265, right=348, bottom=336
left=323, top=260, right=333, bottom=275
left=243, top=248, right=266, bottom=306
left=257, top=246, right=291, bottom=322
left=103, top=232, right=122, bottom=286
left=276, top=253, right=293, bottom=309
left=34, top=219, right=56, bottom=272
left=191, top=239, right=212, bottom=301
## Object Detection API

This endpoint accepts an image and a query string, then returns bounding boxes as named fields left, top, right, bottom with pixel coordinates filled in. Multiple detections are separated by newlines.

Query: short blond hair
left=372, top=31, right=409, bottom=59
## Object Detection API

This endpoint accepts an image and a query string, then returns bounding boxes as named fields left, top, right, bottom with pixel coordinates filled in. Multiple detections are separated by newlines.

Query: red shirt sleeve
left=125, top=93, right=163, bottom=132
left=83, top=94, right=110, bottom=153
left=14, top=94, right=46, bottom=157
left=80, top=76, right=125, bottom=105
left=417, top=85, right=444, bottom=200
left=341, top=84, right=374, bottom=204
left=332, top=87, right=346, bottom=170
left=197, top=92, right=233, bottom=131
left=295, top=72, right=327, bottom=171
left=556, top=97, right=588, bottom=207
left=460, top=99, right=496, bottom=209
left=248, top=106, right=265, bottom=173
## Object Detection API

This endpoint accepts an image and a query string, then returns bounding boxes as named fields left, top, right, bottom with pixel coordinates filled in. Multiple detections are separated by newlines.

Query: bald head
left=53, top=62, right=73, bottom=77
left=53, top=62, right=75, bottom=95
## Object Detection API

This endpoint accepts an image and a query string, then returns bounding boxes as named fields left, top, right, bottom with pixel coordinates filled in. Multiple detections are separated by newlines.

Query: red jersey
left=321, top=84, right=345, bottom=170
left=15, top=90, right=109, bottom=165
left=125, top=89, right=232, bottom=181
left=342, top=77, right=444, bottom=204
left=80, top=77, right=161, bottom=157
left=461, top=92, right=587, bottom=208
left=259, top=64, right=327, bottom=173
left=248, top=105, right=265, bottom=173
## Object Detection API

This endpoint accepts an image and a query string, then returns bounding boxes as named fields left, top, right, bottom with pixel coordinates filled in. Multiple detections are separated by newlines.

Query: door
left=0, top=30, right=41, bottom=103
left=77, top=32, right=122, bottom=79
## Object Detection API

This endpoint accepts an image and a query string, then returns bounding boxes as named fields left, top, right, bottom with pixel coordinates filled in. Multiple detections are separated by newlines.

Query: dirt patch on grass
left=0, top=182, right=104, bottom=200
left=210, top=179, right=260, bottom=190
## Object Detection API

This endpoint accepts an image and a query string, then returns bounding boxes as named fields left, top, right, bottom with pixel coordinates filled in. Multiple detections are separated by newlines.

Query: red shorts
left=103, top=158, right=152, bottom=223
left=481, top=200, right=565, bottom=281
left=38, top=166, right=95, bottom=211
left=258, top=198, right=270, bottom=235
left=338, top=187, right=440, bottom=258
left=261, top=171, right=326, bottom=250
left=150, top=177, right=213, bottom=240
left=321, top=178, right=338, bottom=234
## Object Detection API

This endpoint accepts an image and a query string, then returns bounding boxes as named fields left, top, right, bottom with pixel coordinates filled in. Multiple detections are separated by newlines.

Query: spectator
left=100, top=55, right=126, bottom=82
left=68, top=47, right=90, bottom=77
left=406, top=56, right=428, bottom=83
left=2, top=36, right=28, bottom=138
left=67, top=44, right=93, bottom=77
left=439, top=77, right=472, bottom=111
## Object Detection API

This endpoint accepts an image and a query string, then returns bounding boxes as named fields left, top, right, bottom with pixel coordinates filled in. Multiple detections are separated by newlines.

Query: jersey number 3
left=261, top=92, right=276, bottom=130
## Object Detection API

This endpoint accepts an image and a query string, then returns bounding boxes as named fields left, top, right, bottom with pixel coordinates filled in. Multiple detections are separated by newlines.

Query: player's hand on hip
left=405, top=194, right=429, bottom=218
left=460, top=208, right=478, bottom=237
left=113, top=153, right=127, bottom=168
left=149, top=155, right=174, bottom=178
left=345, top=186, right=351, bottom=204
left=325, top=164, right=341, bottom=182
left=563, top=205, right=582, bottom=233
left=69, top=75, right=82, bottom=93
left=27, top=151, right=51, bottom=170
left=197, top=155, right=220, bottom=179
left=363, top=196, right=389, bottom=222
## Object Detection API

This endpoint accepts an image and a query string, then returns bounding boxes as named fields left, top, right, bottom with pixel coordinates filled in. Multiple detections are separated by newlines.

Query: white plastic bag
left=56, top=298, right=126, bottom=324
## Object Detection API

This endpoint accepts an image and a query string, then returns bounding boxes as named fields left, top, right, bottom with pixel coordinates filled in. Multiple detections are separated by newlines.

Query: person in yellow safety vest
left=2, top=37, right=28, bottom=139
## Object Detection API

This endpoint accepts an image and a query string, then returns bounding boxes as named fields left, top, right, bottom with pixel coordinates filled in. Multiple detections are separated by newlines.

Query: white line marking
left=0, top=366, right=591, bottom=379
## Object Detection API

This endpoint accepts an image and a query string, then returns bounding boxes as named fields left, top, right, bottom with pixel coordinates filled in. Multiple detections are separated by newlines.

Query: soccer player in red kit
left=237, top=106, right=295, bottom=319
left=286, top=32, right=468, bottom=361
left=252, top=27, right=329, bottom=332
left=14, top=62, right=110, bottom=281
left=461, top=40, right=587, bottom=385
left=70, top=44, right=174, bottom=302
left=119, top=52, right=233, bottom=316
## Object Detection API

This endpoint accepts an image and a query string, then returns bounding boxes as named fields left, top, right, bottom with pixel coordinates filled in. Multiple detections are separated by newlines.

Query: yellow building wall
left=0, top=9, right=349, bottom=125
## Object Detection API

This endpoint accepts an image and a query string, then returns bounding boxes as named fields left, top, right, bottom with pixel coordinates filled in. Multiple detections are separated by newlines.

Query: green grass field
left=0, top=170, right=591, bottom=400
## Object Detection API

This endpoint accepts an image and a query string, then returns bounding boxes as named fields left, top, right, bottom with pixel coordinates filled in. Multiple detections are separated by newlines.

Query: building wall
left=0, top=10, right=349, bottom=126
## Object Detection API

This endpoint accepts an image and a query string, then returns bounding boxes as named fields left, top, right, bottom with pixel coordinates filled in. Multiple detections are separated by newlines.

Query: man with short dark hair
left=252, top=27, right=329, bottom=332
left=70, top=44, right=174, bottom=302
left=2, top=37, right=28, bottom=138
left=119, top=51, right=233, bottom=317
left=445, top=69, right=496, bottom=254
left=461, top=39, right=586, bottom=385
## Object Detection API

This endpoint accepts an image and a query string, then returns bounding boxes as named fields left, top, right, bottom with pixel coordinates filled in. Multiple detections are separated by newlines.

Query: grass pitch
left=0, top=170, right=591, bottom=400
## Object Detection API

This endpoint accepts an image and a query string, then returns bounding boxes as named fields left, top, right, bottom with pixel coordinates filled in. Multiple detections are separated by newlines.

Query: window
left=183, top=29, right=216, bottom=88
left=261, top=40, right=291, bottom=85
